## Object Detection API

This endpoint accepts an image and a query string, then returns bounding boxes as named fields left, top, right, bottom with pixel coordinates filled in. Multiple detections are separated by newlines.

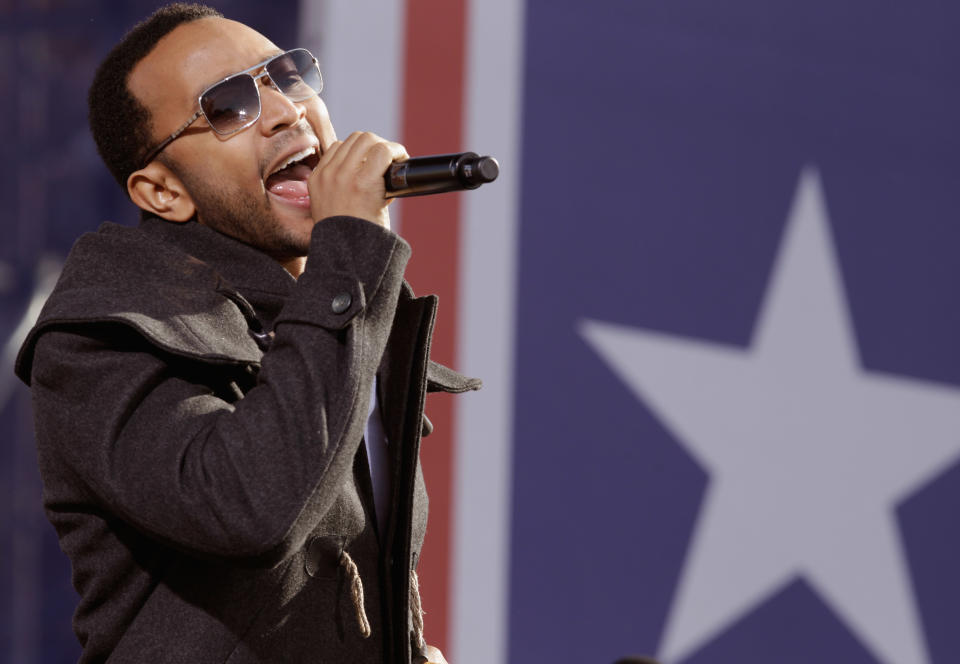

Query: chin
left=272, top=215, right=316, bottom=256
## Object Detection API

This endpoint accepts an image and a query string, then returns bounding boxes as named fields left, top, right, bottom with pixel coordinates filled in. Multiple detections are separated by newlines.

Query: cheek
left=195, top=137, right=266, bottom=190
left=189, top=127, right=261, bottom=167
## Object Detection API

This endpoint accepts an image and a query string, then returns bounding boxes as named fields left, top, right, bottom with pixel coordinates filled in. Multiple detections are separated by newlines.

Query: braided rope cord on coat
left=340, top=551, right=372, bottom=638
left=339, top=551, right=427, bottom=651
left=409, top=568, right=426, bottom=650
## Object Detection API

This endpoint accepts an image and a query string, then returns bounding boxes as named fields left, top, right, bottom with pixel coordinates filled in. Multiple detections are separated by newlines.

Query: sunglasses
left=140, top=48, right=323, bottom=168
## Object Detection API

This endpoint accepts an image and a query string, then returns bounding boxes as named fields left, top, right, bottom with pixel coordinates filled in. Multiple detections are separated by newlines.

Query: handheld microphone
left=385, top=151, right=499, bottom=198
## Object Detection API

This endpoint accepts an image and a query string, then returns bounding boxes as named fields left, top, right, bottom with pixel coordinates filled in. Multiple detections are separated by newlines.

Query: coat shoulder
left=15, top=222, right=260, bottom=385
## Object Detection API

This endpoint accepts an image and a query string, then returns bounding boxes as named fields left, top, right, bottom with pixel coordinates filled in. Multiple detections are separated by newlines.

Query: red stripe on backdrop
left=399, top=0, right=467, bottom=655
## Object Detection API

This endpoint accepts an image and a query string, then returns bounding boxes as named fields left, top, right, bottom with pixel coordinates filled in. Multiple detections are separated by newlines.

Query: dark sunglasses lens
left=266, top=49, right=323, bottom=101
left=201, top=75, right=260, bottom=134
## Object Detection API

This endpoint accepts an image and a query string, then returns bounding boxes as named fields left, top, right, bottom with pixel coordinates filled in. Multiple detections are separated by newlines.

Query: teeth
left=272, top=146, right=317, bottom=175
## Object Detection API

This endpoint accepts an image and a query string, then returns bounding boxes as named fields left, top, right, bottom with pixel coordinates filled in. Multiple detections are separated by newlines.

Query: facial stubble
left=169, top=156, right=313, bottom=261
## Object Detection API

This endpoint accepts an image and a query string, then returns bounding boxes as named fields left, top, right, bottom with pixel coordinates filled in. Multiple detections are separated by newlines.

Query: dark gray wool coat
left=14, top=214, right=479, bottom=664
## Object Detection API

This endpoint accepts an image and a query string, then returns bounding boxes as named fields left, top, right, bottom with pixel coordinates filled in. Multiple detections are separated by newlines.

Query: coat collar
left=16, top=216, right=481, bottom=395
left=139, top=216, right=295, bottom=331
left=15, top=218, right=268, bottom=384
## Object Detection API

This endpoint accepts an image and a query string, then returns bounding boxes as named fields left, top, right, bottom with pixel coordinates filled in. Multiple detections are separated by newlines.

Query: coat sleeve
left=29, top=217, right=410, bottom=566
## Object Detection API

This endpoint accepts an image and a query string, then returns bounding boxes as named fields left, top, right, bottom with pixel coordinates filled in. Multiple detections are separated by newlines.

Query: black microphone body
left=385, top=151, right=499, bottom=198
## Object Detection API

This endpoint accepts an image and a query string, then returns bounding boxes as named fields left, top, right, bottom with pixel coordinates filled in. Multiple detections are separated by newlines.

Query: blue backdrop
left=3, top=2, right=959, bottom=663
left=510, top=1, right=960, bottom=663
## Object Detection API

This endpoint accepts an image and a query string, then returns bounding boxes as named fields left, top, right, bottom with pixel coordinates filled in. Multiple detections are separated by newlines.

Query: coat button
left=331, top=292, right=352, bottom=314
left=305, top=536, right=340, bottom=579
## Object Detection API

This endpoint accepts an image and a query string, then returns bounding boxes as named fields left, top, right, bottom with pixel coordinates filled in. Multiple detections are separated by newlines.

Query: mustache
left=259, top=122, right=319, bottom=177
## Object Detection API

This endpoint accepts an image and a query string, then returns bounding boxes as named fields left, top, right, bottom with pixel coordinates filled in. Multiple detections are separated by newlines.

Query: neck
left=281, top=255, right=307, bottom=278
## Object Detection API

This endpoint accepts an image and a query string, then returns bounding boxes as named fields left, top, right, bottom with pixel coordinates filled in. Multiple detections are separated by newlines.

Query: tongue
left=266, top=163, right=312, bottom=200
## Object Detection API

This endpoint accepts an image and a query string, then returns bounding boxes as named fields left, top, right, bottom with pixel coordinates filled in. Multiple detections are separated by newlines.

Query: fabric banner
left=3, top=2, right=959, bottom=664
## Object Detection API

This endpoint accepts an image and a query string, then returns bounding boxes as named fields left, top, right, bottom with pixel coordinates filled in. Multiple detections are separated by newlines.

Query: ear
left=127, top=162, right=196, bottom=222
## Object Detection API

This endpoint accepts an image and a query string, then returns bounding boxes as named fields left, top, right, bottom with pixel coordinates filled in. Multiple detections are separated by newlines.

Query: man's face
left=128, top=17, right=336, bottom=261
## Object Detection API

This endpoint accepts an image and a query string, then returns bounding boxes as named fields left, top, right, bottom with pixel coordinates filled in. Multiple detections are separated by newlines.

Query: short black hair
left=88, top=3, right=223, bottom=190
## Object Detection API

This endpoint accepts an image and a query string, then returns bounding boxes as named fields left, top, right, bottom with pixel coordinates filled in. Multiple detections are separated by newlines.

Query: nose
left=258, top=82, right=305, bottom=135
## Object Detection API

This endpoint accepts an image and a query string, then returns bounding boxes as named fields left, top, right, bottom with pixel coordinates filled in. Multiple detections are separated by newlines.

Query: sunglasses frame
left=139, top=48, right=322, bottom=169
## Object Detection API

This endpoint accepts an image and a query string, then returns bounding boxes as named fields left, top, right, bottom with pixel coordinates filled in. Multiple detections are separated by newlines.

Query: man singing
left=14, top=3, right=478, bottom=662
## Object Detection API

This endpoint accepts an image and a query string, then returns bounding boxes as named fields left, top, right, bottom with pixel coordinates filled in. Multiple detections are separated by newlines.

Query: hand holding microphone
left=308, top=131, right=408, bottom=229
left=308, top=130, right=499, bottom=228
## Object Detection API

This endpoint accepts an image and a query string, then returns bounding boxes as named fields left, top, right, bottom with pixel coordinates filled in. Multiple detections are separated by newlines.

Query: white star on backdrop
left=579, top=168, right=960, bottom=664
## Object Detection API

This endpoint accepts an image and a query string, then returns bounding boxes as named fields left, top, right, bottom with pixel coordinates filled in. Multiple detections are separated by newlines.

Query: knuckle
left=369, top=141, right=395, bottom=161
left=360, top=133, right=382, bottom=151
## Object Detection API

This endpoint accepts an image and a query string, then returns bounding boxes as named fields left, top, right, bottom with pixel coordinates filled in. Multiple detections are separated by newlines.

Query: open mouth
left=265, top=146, right=321, bottom=207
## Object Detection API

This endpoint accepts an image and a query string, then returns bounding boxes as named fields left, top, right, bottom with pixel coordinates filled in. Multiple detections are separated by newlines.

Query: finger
left=303, top=100, right=337, bottom=148
left=325, top=130, right=374, bottom=171
left=315, top=131, right=375, bottom=172
left=312, top=132, right=358, bottom=174
left=318, top=125, right=337, bottom=152
left=338, top=131, right=385, bottom=171
left=421, top=645, right=448, bottom=664
left=354, top=140, right=409, bottom=184
left=314, top=139, right=344, bottom=170
left=364, top=139, right=408, bottom=170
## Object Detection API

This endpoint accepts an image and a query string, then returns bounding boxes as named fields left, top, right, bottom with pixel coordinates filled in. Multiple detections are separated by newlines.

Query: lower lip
left=267, top=190, right=311, bottom=210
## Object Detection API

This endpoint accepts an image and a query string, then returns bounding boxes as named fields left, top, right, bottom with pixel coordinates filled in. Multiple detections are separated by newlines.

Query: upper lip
left=264, top=138, right=320, bottom=180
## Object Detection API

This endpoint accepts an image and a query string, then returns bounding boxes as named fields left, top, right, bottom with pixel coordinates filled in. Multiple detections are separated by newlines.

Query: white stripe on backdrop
left=298, top=2, right=524, bottom=662
left=298, top=0, right=405, bottom=138
left=452, top=0, right=525, bottom=663
left=298, top=0, right=407, bottom=227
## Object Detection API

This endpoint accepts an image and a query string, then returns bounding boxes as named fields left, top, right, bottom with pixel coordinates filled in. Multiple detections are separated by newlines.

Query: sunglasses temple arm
left=140, top=110, right=203, bottom=168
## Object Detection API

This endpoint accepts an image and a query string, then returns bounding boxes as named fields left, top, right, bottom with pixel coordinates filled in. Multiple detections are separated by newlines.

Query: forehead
left=129, top=17, right=280, bottom=113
